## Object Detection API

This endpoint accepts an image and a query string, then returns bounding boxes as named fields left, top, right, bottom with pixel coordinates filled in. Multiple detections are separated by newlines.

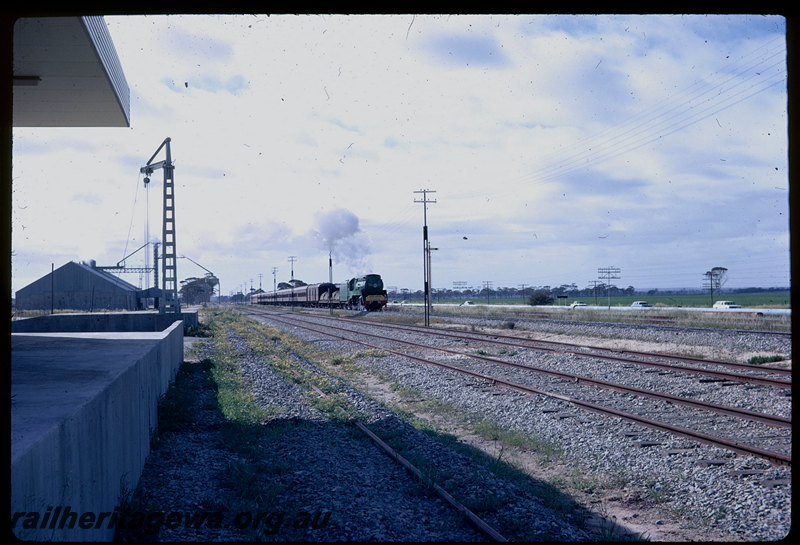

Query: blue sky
left=11, top=14, right=789, bottom=297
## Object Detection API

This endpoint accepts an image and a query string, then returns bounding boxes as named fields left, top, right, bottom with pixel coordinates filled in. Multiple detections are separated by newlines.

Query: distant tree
left=703, top=266, right=728, bottom=303
left=528, top=289, right=553, bottom=306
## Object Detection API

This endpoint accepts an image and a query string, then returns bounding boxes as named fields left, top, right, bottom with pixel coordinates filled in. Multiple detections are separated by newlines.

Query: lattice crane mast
left=140, top=138, right=180, bottom=314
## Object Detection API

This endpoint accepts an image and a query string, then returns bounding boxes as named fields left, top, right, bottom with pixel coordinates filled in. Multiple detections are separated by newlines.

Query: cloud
left=425, top=33, right=510, bottom=67
left=9, top=14, right=789, bottom=295
left=163, top=74, right=249, bottom=94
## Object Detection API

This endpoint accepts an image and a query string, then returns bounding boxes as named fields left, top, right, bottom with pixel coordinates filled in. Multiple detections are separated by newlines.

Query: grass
left=426, top=290, right=790, bottom=309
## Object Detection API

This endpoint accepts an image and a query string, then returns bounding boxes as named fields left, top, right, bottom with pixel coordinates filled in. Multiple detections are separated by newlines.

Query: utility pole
left=453, top=280, right=468, bottom=302
left=258, top=273, right=262, bottom=291
left=288, top=256, right=297, bottom=308
left=272, top=267, right=278, bottom=295
left=483, top=280, right=493, bottom=304
left=587, top=280, right=600, bottom=306
left=414, top=189, right=436, bottom=326
left=597, top=266, right=621, bottom=309
left=519, top=283, right=528, bottom=302
left=328, top=251, right=334, bottom=315
left=427, top=242, right=438, bottom=314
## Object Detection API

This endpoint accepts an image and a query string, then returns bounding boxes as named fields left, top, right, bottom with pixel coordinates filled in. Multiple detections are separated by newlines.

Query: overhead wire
left=520, top=36, right=787, bottom=187
left=121, top=172, right=144, bottom=263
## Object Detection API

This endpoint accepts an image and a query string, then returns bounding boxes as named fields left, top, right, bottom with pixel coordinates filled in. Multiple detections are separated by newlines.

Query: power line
left=502, top=37, right=787, bottom=191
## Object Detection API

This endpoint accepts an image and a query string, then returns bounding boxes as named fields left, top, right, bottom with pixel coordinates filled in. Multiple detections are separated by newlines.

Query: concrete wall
left=11, top=310, right=198, bottom=333
left=10, top=320, right=185, bottom=541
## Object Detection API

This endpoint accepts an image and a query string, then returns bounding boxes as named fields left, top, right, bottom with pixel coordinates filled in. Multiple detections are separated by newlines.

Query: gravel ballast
left=123, top=308, right=791, bottom=542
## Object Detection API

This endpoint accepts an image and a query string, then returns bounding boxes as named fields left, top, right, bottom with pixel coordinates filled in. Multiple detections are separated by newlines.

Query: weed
left=643, top=477, right=673, bottom=503
left=329, top=355, right=354, bottom=366
left=747, top=355, right=785, bottom=365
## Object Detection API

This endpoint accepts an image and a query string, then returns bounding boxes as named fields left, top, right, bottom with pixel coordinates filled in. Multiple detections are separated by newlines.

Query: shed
left=15, top=261, right=144, bottom=311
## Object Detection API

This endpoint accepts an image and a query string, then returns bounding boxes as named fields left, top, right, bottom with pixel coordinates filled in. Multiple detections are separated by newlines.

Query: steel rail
left=450, top=322, right=791, bottom=376
left=265, top=311, right=790, bottom=428
left=332, top=316, right=792, bottom=388
left=251, top=309, right=791, bottom=467
left=308, top=385, right=507, bottom=542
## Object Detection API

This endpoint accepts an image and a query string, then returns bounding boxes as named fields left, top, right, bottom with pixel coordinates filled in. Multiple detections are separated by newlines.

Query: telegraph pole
left=427, top=242, right=438, bottom=314
left=272, top=267, right=278, bottom=296
left=453, top=280, right=468, bottom=303
left=587, top=280, right=600, bottom=305
left=288, top=256, right=297, bottom=308
left=328, top=251, right=334, bottom=315
left=414, top=189, right=436, bottom=326
left=483, top=280, right=493, bottom=304
left=597, top=266, right=621, bottom=309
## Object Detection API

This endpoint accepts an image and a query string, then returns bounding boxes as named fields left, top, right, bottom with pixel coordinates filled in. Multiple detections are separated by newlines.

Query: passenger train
left=249, top=274, right=387, bottom=311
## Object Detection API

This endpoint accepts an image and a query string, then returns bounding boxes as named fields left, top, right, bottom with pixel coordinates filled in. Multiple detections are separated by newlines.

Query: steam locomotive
left=249, top=274, right=387, bottom=311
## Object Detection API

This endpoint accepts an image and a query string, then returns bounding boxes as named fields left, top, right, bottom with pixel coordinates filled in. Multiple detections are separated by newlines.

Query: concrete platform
left=10, top=321, right=185, bottom=541
left=10, top=309, right=198, bottom=333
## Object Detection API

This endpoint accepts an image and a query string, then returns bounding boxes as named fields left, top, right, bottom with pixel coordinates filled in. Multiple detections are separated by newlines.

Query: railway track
left=244, top=306, right=791, bottom=467
left=335, top=316, right=792, bottom=390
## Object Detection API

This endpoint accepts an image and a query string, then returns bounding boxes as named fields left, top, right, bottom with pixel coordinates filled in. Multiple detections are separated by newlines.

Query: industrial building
left=14, top=260, right=159, bottom=312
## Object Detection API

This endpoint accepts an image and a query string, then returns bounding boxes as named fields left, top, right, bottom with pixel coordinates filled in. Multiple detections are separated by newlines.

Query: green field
left=437, top=291, right=791, bottom=309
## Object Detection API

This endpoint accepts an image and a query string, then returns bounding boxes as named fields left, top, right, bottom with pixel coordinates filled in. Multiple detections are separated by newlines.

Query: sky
left=10, top=14, right=790, bottom=298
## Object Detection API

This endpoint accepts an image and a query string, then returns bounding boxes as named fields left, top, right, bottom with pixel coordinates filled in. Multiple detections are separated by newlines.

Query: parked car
left=713, top=300, right=741, bottom=309
left=570, top=301, right=587, bottom=309
left=460, top=301, right=475, bottom=306
left=630, top=301, right=651, bottom=307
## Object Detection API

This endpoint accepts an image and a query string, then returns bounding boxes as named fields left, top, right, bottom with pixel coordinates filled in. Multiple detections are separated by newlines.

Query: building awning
left=12, top=16, right=130, bottom=127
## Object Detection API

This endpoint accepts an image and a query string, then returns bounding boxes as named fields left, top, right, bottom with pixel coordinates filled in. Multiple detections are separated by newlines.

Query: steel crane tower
left=141, top=138, right=180, bottom=314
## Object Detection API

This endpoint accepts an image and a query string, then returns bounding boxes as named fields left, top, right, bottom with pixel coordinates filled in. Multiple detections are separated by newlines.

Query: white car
left=630, top=301, right=651, bottom=308
left=713, top=300, right=741, bottom=309
left=570, top=301, right=587, bottom=309
left=460, top=301, right=475, bottom=306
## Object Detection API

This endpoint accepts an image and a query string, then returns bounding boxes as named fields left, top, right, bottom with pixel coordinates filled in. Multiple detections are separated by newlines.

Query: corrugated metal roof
left=12, top=16, right=130, bottom=127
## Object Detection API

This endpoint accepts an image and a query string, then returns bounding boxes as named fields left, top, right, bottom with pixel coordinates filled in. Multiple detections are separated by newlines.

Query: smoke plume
left=311, top=208, right=372, bottom=274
